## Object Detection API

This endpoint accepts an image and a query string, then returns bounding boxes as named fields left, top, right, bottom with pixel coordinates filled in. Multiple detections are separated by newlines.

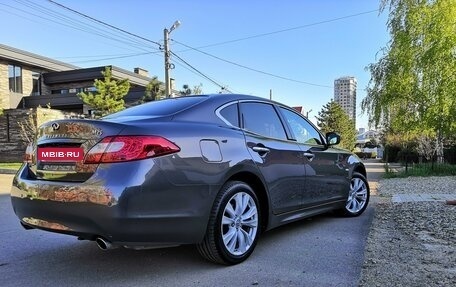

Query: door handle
left=252, top=146, right=270, bottom=157
left=252, top=146, right=270, bottom=154
left=303, top=152, right=315, bottom=161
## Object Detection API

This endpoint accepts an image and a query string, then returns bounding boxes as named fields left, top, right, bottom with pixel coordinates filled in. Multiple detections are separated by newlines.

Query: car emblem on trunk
left=51, top=122, right=60, bottom=131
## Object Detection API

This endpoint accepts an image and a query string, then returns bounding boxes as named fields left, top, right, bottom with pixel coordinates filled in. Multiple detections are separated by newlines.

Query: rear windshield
left=104, top=96, right=208, bottom=118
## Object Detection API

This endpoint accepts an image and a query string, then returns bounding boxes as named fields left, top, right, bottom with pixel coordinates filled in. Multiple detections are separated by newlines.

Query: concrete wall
left=0, top=107, right=68, bottom=162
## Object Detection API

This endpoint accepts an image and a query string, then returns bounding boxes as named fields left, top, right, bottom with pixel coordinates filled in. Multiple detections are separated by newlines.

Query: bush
left=443, top=146, right=456, bottom=164
left=387, top=163, right=456, bottom=178
left=396, top=149, right=419, bottom=164
left=383, top=145, right=401, bottom=163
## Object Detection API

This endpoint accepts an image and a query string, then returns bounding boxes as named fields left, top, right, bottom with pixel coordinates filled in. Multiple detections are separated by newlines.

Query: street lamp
left=164, top=20, right=180, bottom=98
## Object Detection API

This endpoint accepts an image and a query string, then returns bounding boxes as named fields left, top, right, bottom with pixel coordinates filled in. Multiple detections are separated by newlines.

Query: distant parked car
left=11, top=94, right=369, bottom=265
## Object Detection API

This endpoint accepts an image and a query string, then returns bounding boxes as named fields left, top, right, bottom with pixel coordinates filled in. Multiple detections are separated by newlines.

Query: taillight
left=84, top=136, right=180, bottom=164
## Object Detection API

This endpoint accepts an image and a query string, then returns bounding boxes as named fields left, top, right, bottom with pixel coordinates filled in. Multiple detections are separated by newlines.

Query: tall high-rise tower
left=334, top=76, right=357, bottom=126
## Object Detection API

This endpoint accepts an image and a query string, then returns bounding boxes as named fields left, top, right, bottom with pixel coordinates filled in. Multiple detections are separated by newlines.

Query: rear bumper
left=10, top=162, right=218, bottom=246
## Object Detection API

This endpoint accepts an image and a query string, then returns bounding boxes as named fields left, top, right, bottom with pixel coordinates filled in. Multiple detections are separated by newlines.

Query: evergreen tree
left=78, top=66, right=130, bottom=117
left=316, top=100, right=356, bottom=150
left=142, top=76, right=164, bottom=102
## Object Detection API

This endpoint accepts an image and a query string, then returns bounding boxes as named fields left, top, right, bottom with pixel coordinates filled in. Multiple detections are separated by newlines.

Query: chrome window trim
left=215, top=101, right=239, bottom=128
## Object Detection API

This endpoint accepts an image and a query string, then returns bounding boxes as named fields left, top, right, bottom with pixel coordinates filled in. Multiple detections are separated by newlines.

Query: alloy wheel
left=346, top=177, right=368, bottom=213
left=221, top=192, right=258, bottom=256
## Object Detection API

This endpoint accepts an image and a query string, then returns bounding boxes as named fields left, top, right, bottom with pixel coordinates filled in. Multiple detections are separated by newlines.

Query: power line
left=171, top=51, right=232, bottom=92
left=168, top=55, right=239, bottom=94
left=172, top=39, right=333, bottom=88
left=180, top=9, right=379, bottom=50
left=68, top=52, right=157, bottom=64
left=7, top=1, right=371, bottom=91
left=172, top=59, right=236, bottom=93
left=47, top=0, right=162, bottom=47
left=3, top=1, right=236, bottom=93
left=56, top=52, right=148, bottom=59
left=169, top=9, right=380, bottom=90
left=170, top=51, right=232, bottom=93
left=15, top=0, right=151, bottom=50
left=3, top=1, right=154, bottom=53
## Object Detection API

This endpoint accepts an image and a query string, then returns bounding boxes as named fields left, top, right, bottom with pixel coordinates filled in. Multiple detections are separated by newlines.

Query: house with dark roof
left=0, top=43, right=153, bottom=113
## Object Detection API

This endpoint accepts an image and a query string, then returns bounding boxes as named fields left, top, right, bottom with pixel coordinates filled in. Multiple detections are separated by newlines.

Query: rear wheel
left=197, top=181, right=260, bottom=265
left=340, top=172, right=370, bottom=217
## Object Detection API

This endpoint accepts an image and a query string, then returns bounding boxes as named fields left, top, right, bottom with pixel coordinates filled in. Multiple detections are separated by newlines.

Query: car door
left=278, top=107, right=349, bottom=207
left=240, top=101, right=305, bottom=214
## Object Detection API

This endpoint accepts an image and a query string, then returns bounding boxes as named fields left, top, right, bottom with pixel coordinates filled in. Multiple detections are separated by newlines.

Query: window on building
left=51, top=89, right=70, bottom=94
left=32, top=72, right=41, bottom=96
left=83, top=86, right=97, bottom=92
left=8, top=65, right=22, bottom=93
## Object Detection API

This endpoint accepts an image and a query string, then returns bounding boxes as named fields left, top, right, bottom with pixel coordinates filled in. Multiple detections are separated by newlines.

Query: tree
left=192, top=83, right=203, bottom=95
left=362, top=0, right=456, bottom=161
left=78, top=66, right=130, bottom=117
left=18, top=105, right=55, bottom=144
left=142, top=76, right=164, bottom=102
left=179, top=83, right=204, bottom=96
left=180, top=84, right=192, bottom=96
left=316, top=100, right=356, bottom=150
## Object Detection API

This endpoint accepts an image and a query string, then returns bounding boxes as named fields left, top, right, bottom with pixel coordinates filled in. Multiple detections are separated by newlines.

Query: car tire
left=197, top=181, right=261, bottom=265
left=339, top=172, right=370, bottom=217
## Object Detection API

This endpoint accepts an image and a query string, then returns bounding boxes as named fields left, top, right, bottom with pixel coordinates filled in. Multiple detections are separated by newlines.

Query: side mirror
left=326, top=132, right=340, bottom=146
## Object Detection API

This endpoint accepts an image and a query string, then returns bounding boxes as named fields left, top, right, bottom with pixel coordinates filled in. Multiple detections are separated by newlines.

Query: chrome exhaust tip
left=95, top=237, right=117, bottom=250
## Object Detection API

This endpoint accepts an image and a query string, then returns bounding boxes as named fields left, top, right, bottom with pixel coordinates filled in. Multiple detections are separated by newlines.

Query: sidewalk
left=363, top=158, right=384, bottom=195
left=392, top=193, right=454, bottom=203
left=0, top=173, right=14, bottom=195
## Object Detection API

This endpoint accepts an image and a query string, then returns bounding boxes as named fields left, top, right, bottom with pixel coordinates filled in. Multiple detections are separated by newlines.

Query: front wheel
left=340, top=172, right=370, bottom=217
left=197, top=181, right=260, bottom=265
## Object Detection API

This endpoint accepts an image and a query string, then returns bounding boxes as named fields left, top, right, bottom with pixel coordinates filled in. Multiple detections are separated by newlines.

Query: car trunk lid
left=28, top=119, right=124, bottom=182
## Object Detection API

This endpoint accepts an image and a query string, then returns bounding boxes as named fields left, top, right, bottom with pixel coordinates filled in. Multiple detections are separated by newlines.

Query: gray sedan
left=11, top=94, right=369, bottom=265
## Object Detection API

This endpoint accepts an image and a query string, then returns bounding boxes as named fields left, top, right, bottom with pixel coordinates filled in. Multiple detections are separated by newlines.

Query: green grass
left=0, top=162, right=23, bottom=171
left=384, top=163, right=456, bottom=178
left=383, top=169, right=398, bottom=179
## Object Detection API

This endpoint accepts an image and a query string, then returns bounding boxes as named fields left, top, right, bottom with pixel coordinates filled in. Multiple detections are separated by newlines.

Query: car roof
left=172, top=94, right=291, bottom=124
left=104, top=93, right=291, bottom=124
left=195, top=93, right=285, bottom=107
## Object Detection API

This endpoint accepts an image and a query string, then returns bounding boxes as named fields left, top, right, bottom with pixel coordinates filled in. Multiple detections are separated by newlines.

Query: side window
left=241, top=102, right=287, bottom=140
left=279, top=107, right=323, bottom=145
left=219, top=103, right=239, bottom=127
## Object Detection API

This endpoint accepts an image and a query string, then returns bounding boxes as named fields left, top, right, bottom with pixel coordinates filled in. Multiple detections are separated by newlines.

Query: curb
left=0, top=169, right=18, bottom=175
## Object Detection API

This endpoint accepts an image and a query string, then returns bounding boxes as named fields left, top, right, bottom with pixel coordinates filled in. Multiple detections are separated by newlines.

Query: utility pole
left=269, top=89, right=273, bottom=100
left=164, top=21, right=180, bottom=98
left=164, top=28, right=170, bottom=98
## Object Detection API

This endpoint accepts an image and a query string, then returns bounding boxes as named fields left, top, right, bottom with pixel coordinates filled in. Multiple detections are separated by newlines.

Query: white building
left=334, top=76, right=357, bottom=126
